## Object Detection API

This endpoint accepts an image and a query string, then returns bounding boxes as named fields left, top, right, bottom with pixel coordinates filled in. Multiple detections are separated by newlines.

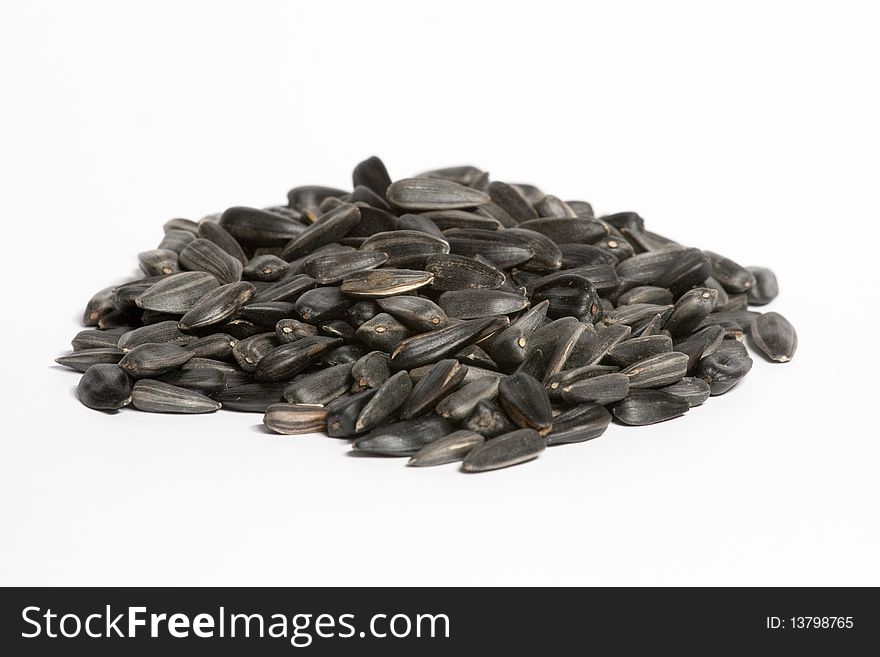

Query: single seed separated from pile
left=60, top=155, right=797, bottom=474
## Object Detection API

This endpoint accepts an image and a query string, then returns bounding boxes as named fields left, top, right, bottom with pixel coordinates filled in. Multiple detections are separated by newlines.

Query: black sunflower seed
left=356, top=370, right=413, bottom=432
left=408, top=430, right=485, bottom=467
left=131, top=380, right=222, bottom=414
left=461, top=428, right=545, bottom=472
left=750, top=312, right=797, bottom=363
left=546, top=403, right=612, bottom=445
left=254, top=336, right=341, bottom=382
left=179, top=238, right=243, bottom=284
left=498, top=372, right=553, bottom=435
left=352, top=415, right=456, bottom=455
left=386, top=177, right=490, bottom=211
left=400, top=359, right=466, bottom=420
left=263, top=403, right=328, bottom=434
left=77, top=364, right=132, bottom=410
left=612, top=389, right=690, bottom=425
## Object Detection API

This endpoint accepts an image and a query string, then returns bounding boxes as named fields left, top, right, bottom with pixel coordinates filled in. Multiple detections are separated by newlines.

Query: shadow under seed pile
left=58, top=156, right=798, bottom=473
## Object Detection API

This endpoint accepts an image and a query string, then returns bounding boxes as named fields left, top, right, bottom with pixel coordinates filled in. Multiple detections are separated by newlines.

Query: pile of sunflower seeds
left=57, top=157, right=797, bottom=472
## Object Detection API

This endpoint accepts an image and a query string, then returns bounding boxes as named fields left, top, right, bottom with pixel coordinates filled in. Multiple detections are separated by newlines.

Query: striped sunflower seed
left=131, top=380, right=221, bottom=414
left=263, top=403, right=328, bottom=434
left=750, top=312, right=797, bottom=363
left=408, top=430, right=485, bottom=467
left=612, top=389, right=690, bottom=426
left=461, top=428, right=546, bottom=473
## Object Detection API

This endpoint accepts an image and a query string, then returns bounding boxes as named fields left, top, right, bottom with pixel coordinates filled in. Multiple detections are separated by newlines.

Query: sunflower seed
left=704, top=251, right=755, bottom=293
left=561, top=373, right=630, bottom=404
left=304, top=251, right=388, bottom=284
left=400, top=359, right=466, bottom=420
left=158, top=229, right=196, bottom=254
left=341, top=269, right=435, bottom=298
left=55, top=348, right=125, bottom=372
left=263, top=403, right=328, bottom=434
left=71, top=328, right=123, bottom=351
left=487, top=181, right=538, bottom=221
left=350, top=351, right=391, bottom=392
left=355, top=370, right=413, bottom=432
left=612, top=389, right=690, bottom=425
left=77, top=364, right=132, bottom=410
left=746, top=267, right=779, bottom=306
left=430, top=376, right=500, bottom=422
left=287, top=186, right=348, bottom=217
left=323, top=344, right=369, bottom=366
left=605, top=335, right=673, bottom=368
left=420, top=210, right=500, bottom=231
left=407, top=430, right=485, bottom=467
left=389, top=317, right=495, bottom=370
left=156, top=368, right=227, bottom=396
left=546, top=403, right=612, bottom=445
left=243, top=255, right=289, bottom=282
left=517, top=217, right=608, bottom=244
left=446, top=233, right=533, bottom=269
left=498, top=372, right=553, bottom=435
left=438, top=289, right=529, bottom=319
left=282, top=363, right=352, bottom=405
left=750, top=312, right=797, bottom=363
left=178, top=281, right=257, bottom=331
left=215, top=382, right=286, bottom=412
left=462, top=400, right=518, bottom=438
left=659, top=377, right=711, bottom=407
left=418, top=165, right=486, bottom=186
left=352, top=155, right=392, bottom=200
left=219, top=206, right=306, bottom=246
left=352, top=415, right=456, bottom=455
left=387, top=177, right=490, bottom=210
left=398, top=213, right=445, bottom=237
left=534, top=195, right=577, bottom=219
left=238, top=301, right=297, bottom=328
left=424, top=253, right=506, bottom=291
left=293, top=286, right=350, bottom=322
left=347, top=301, right=380, bottom=328
left=617, top=286, right=674, bottom=306
left=179, top=238, right=243, bottom=284
left=254, top=336, right=341, bottom=382
left=559, top=243, right=619, bottom=268
left=663, top=288, right=718, bottom=337
left=694, top=351, right=754, bottom=395
left=198, top=221, right=247, bottom=265
left=531, top=273, right=601, bottom=322
left=355, top=313, right=411, bottom=351
left=164, top=218, right=200, bottom=234
left=620, top=352, right=688, bottom=388
left=117, top=343, right=194, bottom=379
left=280, top=203, right=362, bottom=261
left=672, top=325, right=725, bottom=371
left=545, top=364, right=621, bottom=398
left=135, top=272, right=220, bottom=314
left=117, top=321, right=192, bottom=351
left=461, top=428, right=545, bottom=472
left=326, top=389, right=377, bottom=437
left=138, top=249, right=179, bottom=276
left=276, top=319, right=318, bottom=343
left=251, top=274, right=317, bottom=303
left=360, top=230, right=449, bottom=268
left=130, top=380, right=221, bottom=413
left=232, top=332, right=277, bottom=371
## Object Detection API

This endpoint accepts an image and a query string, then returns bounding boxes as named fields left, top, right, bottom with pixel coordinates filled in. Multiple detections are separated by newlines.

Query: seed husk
left=198, top=221, right=248, bottom=265
left=374, top=296, right=448, bottom=332
left=118, top=343, right=194, bottom=378
left=605, top=335, right=673, bottom=368
left=408, top=430, right=485, bottom=467
left=547, top=403, right=613, bottom=445
left=673, top=325, right=725, bottom=371
left=135, top=272, right=220, bottom=314
left=561, top=373, right=630, bottom=405
left=400, top=359, right=466, bottom=420
left=462, top=428, right=546, bottom=472
left=77, top=363, right=132, bottom=410
left=545, top=364, right=620, bottom=398
left=386, top=177, right=490, bottom=210
left=750, top=311, right=797, bottom=363
left=287, top=186, right=348, bottom=217
left=445, top=234, right=533, bottom=270
left=341, top=269, right=435, bottom=298
left=352, top=155, right=392, bottom=200
left=263, top=403, right=328, bottom=434
left=612, top=389, right=690, bottom=425
left=251, top=274, right=317, bottom=304
left=617, top=286, right=674, bottom=306
left=56, top=348, right=125, bottom=372
left=276, top=318, right=318, bottom=343
left=254, top=336, right=341, bottom=382
left=498, top=372, right=553, bottom=435
left=487, top=181, right=538, bottom=222
left=71, top=328, right=123, bottom=351
left=117, top=321, right=193, bottom=351
left=356, top=370, right=413, bottom=432
left=158, top=229, right=196, bottom=254
left=659, top=377, right=711, bottom=407
left=238, top=301, right=297, bottom=328
left=620, top=351, right=689, bottom=388
left=178, top=281, right=257, bottom=331
left=398, top=213, right=445, bottom=237
left=131, top=380, right=221, bottom=413
left=352, top=415, right=456, bottom=455
left=323, top=344, right=369, bottom=366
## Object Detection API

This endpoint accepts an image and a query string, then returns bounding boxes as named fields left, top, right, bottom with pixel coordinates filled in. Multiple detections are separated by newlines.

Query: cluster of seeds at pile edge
left=58, top=157, right=798, bottom=472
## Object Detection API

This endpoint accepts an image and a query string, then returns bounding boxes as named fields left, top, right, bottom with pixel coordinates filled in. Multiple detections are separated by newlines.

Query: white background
left=2, top=1, right=878, bottom=586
